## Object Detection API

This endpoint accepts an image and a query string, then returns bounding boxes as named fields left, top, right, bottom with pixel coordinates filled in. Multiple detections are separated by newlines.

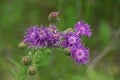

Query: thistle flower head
left=46, top=25, right=61, bottom=47
left=23, top=25, right=62, bottom=48
left=74, top=21, right=92, bottom=37
left=61, top=32, right=81, bottom=48
left=70, top=44, right=89, bottom=64
left=23, top=26, right=47, bottom=48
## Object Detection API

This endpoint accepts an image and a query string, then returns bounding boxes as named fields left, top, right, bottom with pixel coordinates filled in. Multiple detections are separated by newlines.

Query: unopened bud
left=66, top=28, right=74, bottom=32
left=63, top=28, right=74, bottom=34
left=27, top=66, right=36, bottom=75
left=48, top=11, right=60, bottom=23
left=22, top=56, right=31, bottom=66
left=49, top=12, right=58, bottom=18
left=64, top=48, right=71, bottom=56
left=18, top=42, right=26, bottom=49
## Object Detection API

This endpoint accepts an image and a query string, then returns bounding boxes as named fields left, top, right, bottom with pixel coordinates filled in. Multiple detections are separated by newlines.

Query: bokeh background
left=0, top=0, right=120, bottom=80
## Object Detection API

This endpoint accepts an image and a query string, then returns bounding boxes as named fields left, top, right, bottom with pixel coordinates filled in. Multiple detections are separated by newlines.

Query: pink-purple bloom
left=46, top=25, right=61, bottom=47
left=70, top=44, right=89, bottom=64
left=23, top=26, right=47, bottom=48
left=61, top=32, right=81, bottom=48
left=74, top=21, right=92, bottom=37
left=23, top=25, right=61, bottom=48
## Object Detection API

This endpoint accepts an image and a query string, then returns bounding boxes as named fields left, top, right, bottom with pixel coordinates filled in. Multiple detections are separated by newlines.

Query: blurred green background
left=0, top=0, right=120, bottom=80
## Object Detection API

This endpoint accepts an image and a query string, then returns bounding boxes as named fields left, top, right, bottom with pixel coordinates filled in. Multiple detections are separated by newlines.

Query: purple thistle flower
left=46, top=25, right=61, bottom=47
left=70, top=44, right=89, bottom=64
left=23, top=26, right=47, bottom=48
left=74, top=21, right=92, bottom=37
left=61, top=32, right=81, bottom=48
left=46, top=25, right=58, bottom=35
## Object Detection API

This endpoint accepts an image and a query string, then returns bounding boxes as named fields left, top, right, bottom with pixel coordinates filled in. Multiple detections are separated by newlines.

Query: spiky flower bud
left=22, top=56, right=31, bottom=66
left=27, top=66, right=36, bottom=75
left=64, top=48, right=71, bottom=56
left=48, top=11, right=60, bottom=23
left=66, top=28, right=74, bottom=32
left=18, top=42, right=26, bottom=49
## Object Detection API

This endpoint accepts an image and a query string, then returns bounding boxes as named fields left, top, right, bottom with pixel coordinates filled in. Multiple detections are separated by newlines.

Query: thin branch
left=88, top=43, right=113, bottom=70
left=88, top=28, right=120, bottom=70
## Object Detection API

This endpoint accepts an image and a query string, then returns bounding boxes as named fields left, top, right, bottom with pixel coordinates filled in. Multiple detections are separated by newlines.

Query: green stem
left=19, top=67, right=27, bottom=80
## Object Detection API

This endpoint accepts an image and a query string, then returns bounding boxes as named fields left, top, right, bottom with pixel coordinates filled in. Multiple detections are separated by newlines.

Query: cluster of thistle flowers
left=62, top=21, right=92, bottom=64
left=20, top=12, right=92, bottom=75
left=23, top=20, right=92, bottom=64
left=23, top=25, right=61, bottom=48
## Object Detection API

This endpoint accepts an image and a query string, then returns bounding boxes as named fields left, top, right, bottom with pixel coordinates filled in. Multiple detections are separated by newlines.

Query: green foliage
left=99, top=20, right=111, bottom=46
left=87, top=70, right=114, bottom=80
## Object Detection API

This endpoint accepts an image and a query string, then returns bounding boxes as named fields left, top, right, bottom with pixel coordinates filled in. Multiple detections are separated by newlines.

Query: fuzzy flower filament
left=23, top=25, right=61, bottom=48
left=23, top=26, right=46, bottom=48
left=70, top=45, right=89, bottom=64
left=61, top=32, right=81, bottom=48
left=74, top=21, right=92, bottom=37
left=46, top=25, right=61, bottom=47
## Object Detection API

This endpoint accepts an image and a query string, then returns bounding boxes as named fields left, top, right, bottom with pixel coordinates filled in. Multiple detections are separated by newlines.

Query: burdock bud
left=22, top=56, right=31, bottom=66
left=48, top=11, right=60, bottom=23
left=64, top=48, right=71, bottom=56
left=66, top=28, right=74, bottom=32
left=27, top=66, right=36, bottom=75
left=63, top=28, right=74, bottom=33
left=18, top=42, right=26, bottom=49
